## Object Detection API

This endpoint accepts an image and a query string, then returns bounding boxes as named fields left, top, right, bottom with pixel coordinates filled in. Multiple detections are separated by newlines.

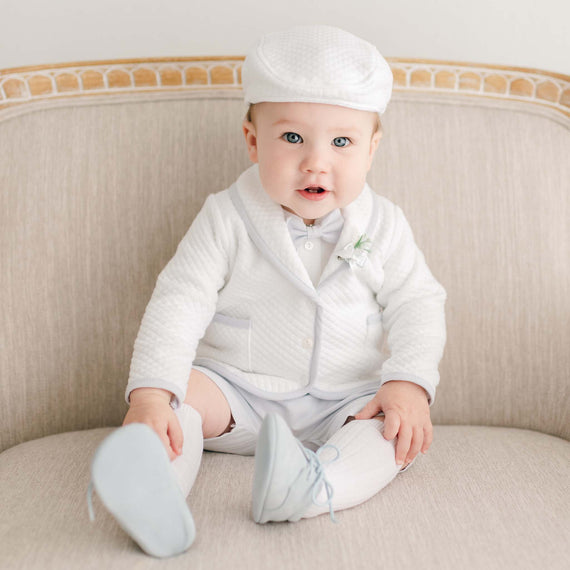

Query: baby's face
left=243, top=102, right=381, bottom=224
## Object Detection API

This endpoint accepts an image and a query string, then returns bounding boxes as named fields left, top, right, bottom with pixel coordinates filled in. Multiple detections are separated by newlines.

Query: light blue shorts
left=196, top=366, right=380, bottom=456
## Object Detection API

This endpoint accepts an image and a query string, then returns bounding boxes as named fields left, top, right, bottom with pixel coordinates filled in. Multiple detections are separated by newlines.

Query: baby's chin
left=281, top=204, right=337, bottom=223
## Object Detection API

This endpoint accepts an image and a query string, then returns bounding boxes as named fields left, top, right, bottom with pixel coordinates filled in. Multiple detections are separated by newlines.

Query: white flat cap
left=242, top=25, right=393, bottom=115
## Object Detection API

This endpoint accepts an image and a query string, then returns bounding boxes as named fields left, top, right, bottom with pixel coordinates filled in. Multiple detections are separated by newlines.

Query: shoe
left=252, top=413, right=339, bottom=524
left=88, top=423, right=196, bottom=558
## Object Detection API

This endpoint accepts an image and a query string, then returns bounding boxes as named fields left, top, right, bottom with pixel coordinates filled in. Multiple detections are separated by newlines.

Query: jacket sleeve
left=125, top=193, right=230, bottom=408
left=375, top=204, right=447, bottom=405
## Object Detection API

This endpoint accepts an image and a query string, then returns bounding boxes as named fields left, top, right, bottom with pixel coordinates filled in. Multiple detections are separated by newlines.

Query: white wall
left=1, top=0, right=569, bottom=75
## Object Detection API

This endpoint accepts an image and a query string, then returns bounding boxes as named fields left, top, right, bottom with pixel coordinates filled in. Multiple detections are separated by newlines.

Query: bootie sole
left=90, top=423, right=195, bottom=558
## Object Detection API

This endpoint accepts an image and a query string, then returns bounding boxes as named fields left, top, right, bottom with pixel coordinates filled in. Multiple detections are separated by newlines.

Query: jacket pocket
left=212, top=313, right=251, bottom=330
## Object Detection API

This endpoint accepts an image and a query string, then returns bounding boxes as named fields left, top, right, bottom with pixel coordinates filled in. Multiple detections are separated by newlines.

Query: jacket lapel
left=318, top=183, right=375, bottom=286
left=232, top=165, right=316, bottom=293
left=231, top=164, right=377, bottom=295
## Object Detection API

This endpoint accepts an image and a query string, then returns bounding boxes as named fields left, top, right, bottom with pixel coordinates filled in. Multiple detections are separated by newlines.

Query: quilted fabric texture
left=242, top=25, right=393, bottom=114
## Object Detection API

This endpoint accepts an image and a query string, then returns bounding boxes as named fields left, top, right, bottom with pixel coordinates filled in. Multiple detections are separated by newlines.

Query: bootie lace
left=302, top=444, right=340, bottom=523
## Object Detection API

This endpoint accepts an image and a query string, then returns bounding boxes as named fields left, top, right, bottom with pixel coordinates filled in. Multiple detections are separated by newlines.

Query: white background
left=1, top=0, right=569, bottom=75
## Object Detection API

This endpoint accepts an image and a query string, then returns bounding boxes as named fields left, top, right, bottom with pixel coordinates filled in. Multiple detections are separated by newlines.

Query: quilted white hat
left=242, top=25, right=393, bottom=115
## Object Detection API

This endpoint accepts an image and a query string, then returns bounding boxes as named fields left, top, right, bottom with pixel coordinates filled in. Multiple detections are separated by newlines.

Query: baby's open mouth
left=298, top=186, right=330, bottom=201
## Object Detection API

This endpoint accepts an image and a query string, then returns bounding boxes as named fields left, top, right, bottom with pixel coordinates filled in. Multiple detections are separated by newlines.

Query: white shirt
left=283, top=209, right=344, bottom=286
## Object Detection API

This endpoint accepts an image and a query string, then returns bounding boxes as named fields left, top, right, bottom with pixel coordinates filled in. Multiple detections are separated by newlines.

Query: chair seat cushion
left=0, top=425, right=568, bottom=569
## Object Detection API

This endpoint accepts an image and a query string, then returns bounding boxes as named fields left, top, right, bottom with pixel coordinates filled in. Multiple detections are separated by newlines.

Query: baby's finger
left=158, top=431, right=177, bottom=461
left=354, top=398, right=381, bottom=420
left=149, top=421, right=177, bottom=461
left=405, top=426, right=424, bottom=464
left=381, top=410, right=400, bottom=441
left=394, top=424, right=412, bottom=466
left=422, top=423, right=433, bottom=453
left=168, top=414, right=184, bottom=457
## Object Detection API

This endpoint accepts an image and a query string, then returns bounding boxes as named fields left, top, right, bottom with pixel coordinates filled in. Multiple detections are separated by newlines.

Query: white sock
left=171, top=403, right=204, bottom=498
left=302, top=418, right=400, bottom=518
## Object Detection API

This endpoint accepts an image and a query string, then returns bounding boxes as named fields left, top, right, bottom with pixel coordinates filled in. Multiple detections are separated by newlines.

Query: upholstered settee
left=0, top=57, right=569, bottom=570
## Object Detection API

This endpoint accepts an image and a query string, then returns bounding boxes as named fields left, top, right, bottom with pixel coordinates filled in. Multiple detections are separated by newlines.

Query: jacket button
left=302, top=338, right=314, bottom=349
left=304, top=241, right=314, bottom=250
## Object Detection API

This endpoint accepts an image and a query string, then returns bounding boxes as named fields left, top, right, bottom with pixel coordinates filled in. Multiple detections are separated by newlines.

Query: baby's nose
left=300, top=147, right=330, bottom=174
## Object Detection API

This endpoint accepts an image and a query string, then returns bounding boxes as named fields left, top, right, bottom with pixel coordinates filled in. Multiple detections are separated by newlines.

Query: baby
left=88, top=25, right=446, bottom=558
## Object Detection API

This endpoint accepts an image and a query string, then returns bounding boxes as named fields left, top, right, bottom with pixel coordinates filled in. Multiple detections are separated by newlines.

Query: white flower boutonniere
left=337, top=234, right=372, bottom=268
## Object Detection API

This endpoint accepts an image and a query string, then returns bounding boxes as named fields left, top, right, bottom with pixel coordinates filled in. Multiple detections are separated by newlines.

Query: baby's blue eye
left=284, top=132, right=303, bottom=144
left=333, top=137, right=350, bottom=147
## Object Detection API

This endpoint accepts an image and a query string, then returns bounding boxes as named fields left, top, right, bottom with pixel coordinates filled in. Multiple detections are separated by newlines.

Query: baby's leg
left=89, top=369, right=233, bottom=558
left=302, top=417, right=401, bottom=518
left=171, top=368, right=234, bottom=497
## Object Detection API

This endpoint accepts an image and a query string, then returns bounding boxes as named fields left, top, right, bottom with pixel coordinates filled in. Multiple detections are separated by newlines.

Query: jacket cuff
left=125, top=378, right=186, bottom=410
left=379, top=373, right=436, bottom=406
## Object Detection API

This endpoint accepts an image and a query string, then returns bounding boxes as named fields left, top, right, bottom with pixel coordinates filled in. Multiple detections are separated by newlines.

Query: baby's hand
left=355, top=381, right=432, bottom=467
left=123, top=388, right=183, bottom=461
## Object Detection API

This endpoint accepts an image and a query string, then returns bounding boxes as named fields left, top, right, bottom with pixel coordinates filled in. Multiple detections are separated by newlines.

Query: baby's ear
left=242, top=119, right=259, bottom=163
left=367, top=129, right=382, bottom=169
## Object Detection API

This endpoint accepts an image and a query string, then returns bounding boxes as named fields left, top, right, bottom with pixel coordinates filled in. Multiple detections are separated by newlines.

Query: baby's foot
left=252, top=413, right=338, bottom=523
left=88, top=423, right=195, bottom=558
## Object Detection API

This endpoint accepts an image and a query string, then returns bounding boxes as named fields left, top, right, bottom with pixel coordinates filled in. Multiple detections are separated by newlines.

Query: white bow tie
left=286, top=209, right=344, bottom=247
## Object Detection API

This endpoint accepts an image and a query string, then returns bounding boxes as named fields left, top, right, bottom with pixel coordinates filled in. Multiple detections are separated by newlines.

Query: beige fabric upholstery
left=1, top=92, right=569, bottom=451
left=1, top=426, right=568, bottom=570
left=376, top=96, right=570, bottom=438
left=1, top=69, right=569, bottom=569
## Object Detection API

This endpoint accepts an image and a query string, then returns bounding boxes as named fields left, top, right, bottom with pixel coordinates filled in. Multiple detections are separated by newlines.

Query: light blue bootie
left=252, top=413, right=339, bottom=524
left=87, top=423, right=195, bottom=558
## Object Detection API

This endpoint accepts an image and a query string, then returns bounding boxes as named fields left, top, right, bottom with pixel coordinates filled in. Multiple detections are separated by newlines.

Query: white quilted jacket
left=126, top=164, right=447, bottom=407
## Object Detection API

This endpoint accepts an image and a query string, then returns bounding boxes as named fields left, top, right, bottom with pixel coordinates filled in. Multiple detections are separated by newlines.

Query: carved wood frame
left=1, top=56, right=568, bottom=117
